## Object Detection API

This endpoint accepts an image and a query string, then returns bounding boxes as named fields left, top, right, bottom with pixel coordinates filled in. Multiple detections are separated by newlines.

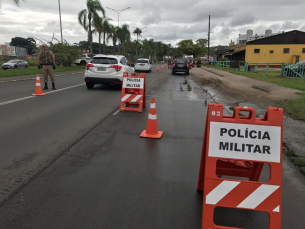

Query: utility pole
left=207, top=15, right=210, bottom=67
left=58, top=0, right=63, bottom=43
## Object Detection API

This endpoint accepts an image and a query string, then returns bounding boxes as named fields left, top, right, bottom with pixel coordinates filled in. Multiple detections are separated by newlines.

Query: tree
left=177, top=39, right=208, bottom=57
left=78, top=0, right=105, bottom=56
left=116, top=24, right=130, bottom=54
left=133, top=28, right=142, bottom=57
left=11, top=0, right=25, bottom=6
left=10, top=37, right=36, bottom=55
left=107, top=25, right=118, bottom=54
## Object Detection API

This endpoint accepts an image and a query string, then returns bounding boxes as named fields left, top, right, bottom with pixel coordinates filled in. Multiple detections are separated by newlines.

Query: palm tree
left=116, top=24, right=131, bottom=54
left=107, top=25, right=118, bottom=54
left=93, top=17, right=112, bottom=54
left=78, top=0, right=105, bottom=56
left=133, top=28, right=142, bottom=57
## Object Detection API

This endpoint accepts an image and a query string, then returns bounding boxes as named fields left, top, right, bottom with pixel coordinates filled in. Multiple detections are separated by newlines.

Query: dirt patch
left=190, top=68, right=301, bottom=108
left=190, top=67, right=305, bottom=161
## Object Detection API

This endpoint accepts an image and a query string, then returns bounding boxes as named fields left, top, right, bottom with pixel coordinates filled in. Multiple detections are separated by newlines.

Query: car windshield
left=137, top=60, right=148, bottom=63
left=176, top=59, right=187, bottom=64
left=91, top=57, right=118, bottom=64
left=8, top=60, right=18, bottom=63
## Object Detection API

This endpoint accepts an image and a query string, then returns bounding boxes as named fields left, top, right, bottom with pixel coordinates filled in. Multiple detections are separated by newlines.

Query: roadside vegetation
left=210, top=66, right=305, bottom=120
left=0, top=65, right=85, bottom=78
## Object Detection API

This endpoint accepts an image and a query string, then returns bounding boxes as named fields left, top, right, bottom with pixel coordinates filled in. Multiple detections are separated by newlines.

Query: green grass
left=210, top=66, right=305, bottom=120
left=0, top=65, right=85, bottom=78
left=280, top=93, right=305, bottom=120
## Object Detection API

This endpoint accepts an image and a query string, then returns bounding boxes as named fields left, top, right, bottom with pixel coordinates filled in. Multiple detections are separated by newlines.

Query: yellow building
left=245, top=30, right=305, bottom=64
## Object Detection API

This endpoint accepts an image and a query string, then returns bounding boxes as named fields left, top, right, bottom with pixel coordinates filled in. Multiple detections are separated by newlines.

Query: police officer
left=38, top=44, right=56, bottom=90
left=167, top=59, right=172, bottom=69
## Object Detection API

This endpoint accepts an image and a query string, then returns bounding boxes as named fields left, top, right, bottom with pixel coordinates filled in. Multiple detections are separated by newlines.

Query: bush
left=48, top=42, right=79, bottom=66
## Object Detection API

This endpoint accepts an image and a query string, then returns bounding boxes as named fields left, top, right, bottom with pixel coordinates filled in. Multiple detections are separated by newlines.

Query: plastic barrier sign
left=197, top=104, right=283, bottom=229
left=120, top=72, right=146, bottom=113
left=209, top=122, right=281, bottom=163
left=123, top=77, right=144, bottom=89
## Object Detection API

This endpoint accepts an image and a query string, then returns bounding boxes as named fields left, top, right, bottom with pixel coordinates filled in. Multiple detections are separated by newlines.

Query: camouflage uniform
left=167, top=59, right=172, bottom=69
left=38, top=50, right=55, bottom=84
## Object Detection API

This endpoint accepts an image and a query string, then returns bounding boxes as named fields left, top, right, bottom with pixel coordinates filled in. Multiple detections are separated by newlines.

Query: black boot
left=43, top=83, right=48, bottom=90
left=52, top=83, right=56, bottom=90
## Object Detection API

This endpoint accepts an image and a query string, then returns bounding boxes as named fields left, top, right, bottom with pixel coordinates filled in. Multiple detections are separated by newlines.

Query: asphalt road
left=0, top=65, right=167, bottom=204
left=0, top=66, right=305, bottom=228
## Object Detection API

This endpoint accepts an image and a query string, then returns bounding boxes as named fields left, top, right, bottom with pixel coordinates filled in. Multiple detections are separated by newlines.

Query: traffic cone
left=162, top=65, right=164, bottom=71
left=140, top=98, right=163, bottom=139
left=31, top=74, right=45, bottom=96
left=157, top=66, right=160, bottom=73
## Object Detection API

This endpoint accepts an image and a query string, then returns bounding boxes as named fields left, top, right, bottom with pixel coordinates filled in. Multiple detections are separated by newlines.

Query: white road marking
left=113, top=109, right=120, bottom=116
left=0, top=83, right=85, bottom=107
left=148, top=79, right=156, bottom=86
left=44, top=83, right=85, bottom=94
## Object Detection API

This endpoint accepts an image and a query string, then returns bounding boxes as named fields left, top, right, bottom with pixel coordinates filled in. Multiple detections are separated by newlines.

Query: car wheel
left=3, top=68, right=7, bottom=70
left=172, top=71, right=175, bottom=75
left=187, top=71, right=189, bottom=75
left=149, top=69, right=151, bottom=73
left=25, top=65, right=29, bottom=68
left=14, top=65, right=17, bottom=69
left=86, top=83, right=94, bottom=89
left=80, top=60, right=86, bottom=66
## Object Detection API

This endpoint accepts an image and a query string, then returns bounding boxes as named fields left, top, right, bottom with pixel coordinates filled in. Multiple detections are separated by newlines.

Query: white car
left=135, top=58, right=152, bottom=73
left=84, top=55, right=135, bottom=89
left=74, top=53, right=94, bottom=66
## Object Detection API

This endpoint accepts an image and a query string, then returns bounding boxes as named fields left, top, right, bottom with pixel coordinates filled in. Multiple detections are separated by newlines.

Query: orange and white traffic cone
left=162, top=65, right=164, bottom=71
left=157, top=66, right=160, bottom=73
left=140, top=98, right=163, bottom=139
left=31, top=74, right=45, bottom=96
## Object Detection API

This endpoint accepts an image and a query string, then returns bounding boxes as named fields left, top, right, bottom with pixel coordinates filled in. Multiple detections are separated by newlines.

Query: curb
left=200, top=67, right=225, bottom=78
left=0, top=70, right=85, bottom=84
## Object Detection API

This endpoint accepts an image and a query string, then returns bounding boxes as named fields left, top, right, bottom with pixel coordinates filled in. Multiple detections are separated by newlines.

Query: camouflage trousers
left=42, top=65, right=55, bottom=83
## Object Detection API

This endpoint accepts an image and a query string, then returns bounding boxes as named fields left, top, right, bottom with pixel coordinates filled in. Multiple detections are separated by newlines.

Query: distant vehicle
left=74, top=53, right=95, bottom=66
left=172, top=58, right=189, bottom=75
left=284, top=60, right=305, bottom=76
left=135, top=58, right=152, bottom=73
left=2, top=60, right=29, bottom=70
left=84, top=55, right=134, bottom=89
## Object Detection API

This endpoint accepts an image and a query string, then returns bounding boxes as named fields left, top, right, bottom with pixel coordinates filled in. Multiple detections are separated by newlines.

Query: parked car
left=134, top=58, right=152, bottom=73
left=284, top=60, right=305, bottom=76
left=74, top=53, right=94, bottom=66
left=84, top=55, right=135, bottom=89
left=172, top=58, right=189, bottom=75
left=2, top=60, right=29, bottom=70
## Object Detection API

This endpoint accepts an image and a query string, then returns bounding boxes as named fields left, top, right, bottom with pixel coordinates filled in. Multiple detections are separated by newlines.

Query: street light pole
left=58, top=0, right=63, bottom=43
left=106, top=7, right=130, bottom=53
left=151, top=35, right=161, bottom=62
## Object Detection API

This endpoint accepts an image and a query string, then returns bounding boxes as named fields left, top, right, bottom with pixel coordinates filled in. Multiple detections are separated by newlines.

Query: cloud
left=1, top=0, right=305, bottom=46
left=231, top=13, right=255, bottom=27
left=140, top=3, right=161, bottom=25
left=281, top=21, right=301, bottom=30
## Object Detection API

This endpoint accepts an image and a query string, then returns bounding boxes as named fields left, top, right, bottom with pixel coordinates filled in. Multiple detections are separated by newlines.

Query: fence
left=284, top=63, right=305, bottom=79
left=213, top=61, right=285, bottom=76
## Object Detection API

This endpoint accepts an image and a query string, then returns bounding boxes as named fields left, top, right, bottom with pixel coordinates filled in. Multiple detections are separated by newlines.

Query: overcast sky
left=1, top=0, right=305, bottom=47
